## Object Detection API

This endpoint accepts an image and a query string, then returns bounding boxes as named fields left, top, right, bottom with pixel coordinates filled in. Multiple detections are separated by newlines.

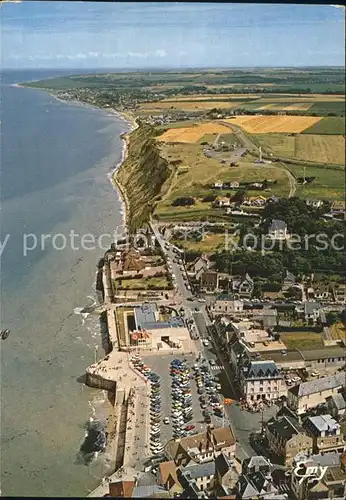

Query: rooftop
left=244, top=360, right=281, bottom=379
left=326, top=391, right=346, bottom=411
left=266, top=416, right=305, bottom=441
left=165, top=426, right=236, bottom=463
left=135, top=303, right=158, bottom=328
left=269, top=219, right=287, bottom=231
left=289, top=372, right=346, bottom=398
left=183, top=461, right=216, bottom=480
left=301, top=347, right=346, bottom=361
left=306, top=414, right=340, bottom=434
left=158, top=460, right=180, bottom=488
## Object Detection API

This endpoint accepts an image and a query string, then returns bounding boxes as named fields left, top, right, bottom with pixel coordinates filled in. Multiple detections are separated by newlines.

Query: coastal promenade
left=86, top=349, right=151, bottom=497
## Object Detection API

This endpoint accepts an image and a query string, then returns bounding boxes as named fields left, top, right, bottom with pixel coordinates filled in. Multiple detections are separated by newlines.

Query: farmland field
left=140, top=100, right=244, bottom=111
left=295, top=135, right=345, bottom=165
left=252, top=133, right=345, bottom=165
left=223, top=115, right=322, bottom=133
left=288, top=164, right=345, bottom=200
left=302, top=117, right=346, bottom=135
left=158, top=122, right=231, bottom=143
left=308, top=101, right=345, bottom=115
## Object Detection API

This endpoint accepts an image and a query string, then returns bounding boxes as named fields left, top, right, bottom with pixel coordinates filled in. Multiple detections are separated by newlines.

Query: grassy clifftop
left=115, top=125, right=171, bottom=231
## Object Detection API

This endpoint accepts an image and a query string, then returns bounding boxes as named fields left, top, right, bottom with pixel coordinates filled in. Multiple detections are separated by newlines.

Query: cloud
left=7, top=49, right=167, bottom=62
left=330, top=5, right=345, bottom=8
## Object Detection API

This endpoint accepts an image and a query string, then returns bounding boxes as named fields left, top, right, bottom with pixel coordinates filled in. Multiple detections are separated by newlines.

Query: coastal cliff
left=114, top=124, right=171, bottom=231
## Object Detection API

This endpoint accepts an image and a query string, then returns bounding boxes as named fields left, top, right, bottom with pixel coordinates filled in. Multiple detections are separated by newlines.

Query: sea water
left=0, top=69, right=129, bottom=496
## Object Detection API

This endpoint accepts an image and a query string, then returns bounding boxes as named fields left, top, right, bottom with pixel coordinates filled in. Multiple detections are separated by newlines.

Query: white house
left=267, top=219, right=290, bottom=241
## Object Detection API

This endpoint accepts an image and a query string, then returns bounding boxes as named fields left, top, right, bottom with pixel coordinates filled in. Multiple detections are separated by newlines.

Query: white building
left=240, top=360, right=287, bottom=403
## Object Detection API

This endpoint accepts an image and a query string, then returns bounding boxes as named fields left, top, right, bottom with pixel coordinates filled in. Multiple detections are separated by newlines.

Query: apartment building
left=240, top=360, right=287, bottom=403
left=303, top=414, right=346, bottom=454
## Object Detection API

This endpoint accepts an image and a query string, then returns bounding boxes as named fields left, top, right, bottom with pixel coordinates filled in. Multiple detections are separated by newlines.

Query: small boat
left=1, top=329, right=10, bottom=340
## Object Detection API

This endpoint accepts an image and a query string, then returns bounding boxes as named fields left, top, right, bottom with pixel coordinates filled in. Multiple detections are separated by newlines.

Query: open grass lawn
left=252, top=133, right=296, bottom=157
left=199, top=133, right=219, bottom=144
left=171, top=233, right=230, bottom=253
left=280, top=332, right=324, bottom=350
left=288, top=164, right=345, bottom=200
left=116, top=276, right=170, bottom=290
left=303, top=117, right=346, bottom=135
left=156, top=142, right=290, bottom=212
left=219, top=133, right=239, bottom=146
left=155, top=121, right=198, bottom=131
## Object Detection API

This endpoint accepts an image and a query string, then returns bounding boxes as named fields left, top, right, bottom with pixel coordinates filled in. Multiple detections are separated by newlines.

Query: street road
left=150, top=222, right=280, bottom=458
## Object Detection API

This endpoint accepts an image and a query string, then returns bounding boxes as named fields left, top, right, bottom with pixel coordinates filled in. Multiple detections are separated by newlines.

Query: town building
left=267, top=219, right=290, bottom=240
left=298, top=301, right=321, bottom=323
left=188, top=254, right=211, bottom=277
left=178, top=461, right=216, bottom=492
left=235, top=470, right=287, bottom=499
left=157, top=461, right=183, bottom=496
left=287, top=372, right=346, bottom=415
left=214, top=452, right=240, bottom=492
left=241, top=456, right=271, bottom=476
left=165, top=426, right=236, bottom=468
left=282, top=270, right=297, bottom=290
left=301, top=347, right=346, bottom=371
left=211, top=296, right=244, bottom=315
left=306, top=285, right=332, bottom=301
left=326, top=391, right=346, bottom=419
left=331, top=200, right=346, bottom=216
left=303, top=414, right=346, bottom=454
left=231, top=274, right=254, bottom=298
left=291, top=451, right=346, bottom=500
left=214, top=196, right=231, bottom=208
left=265, top=416, right=313, bottom=467
left=116, top=303, right=190, bottom=351
left=240, top=360, right=287, bottom=403
left=200, top=271, right=219, bottom=292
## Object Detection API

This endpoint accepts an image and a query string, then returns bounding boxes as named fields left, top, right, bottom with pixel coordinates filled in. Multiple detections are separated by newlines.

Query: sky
left=1, top=2, right=345, bottom=69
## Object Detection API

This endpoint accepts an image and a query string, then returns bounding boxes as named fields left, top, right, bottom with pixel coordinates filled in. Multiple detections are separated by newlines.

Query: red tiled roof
left=109, top=480, right=135, bottom=498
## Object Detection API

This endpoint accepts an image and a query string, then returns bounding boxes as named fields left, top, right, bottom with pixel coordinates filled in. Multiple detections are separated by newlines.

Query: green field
left=252, top=134, right=296, bottom=157
left=308, top=101, right=345, bottom=115
left=303, top=117, right=345, bottom=135
left=155, top=141, right=291, bottom=212
left=156, top=120, right=198, bottom=131
left=288, top=164, right=345, bottom=200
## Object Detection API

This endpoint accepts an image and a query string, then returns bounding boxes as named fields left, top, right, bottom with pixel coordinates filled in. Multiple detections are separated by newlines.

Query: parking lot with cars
left=142, top=353, right=206, bottom=446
